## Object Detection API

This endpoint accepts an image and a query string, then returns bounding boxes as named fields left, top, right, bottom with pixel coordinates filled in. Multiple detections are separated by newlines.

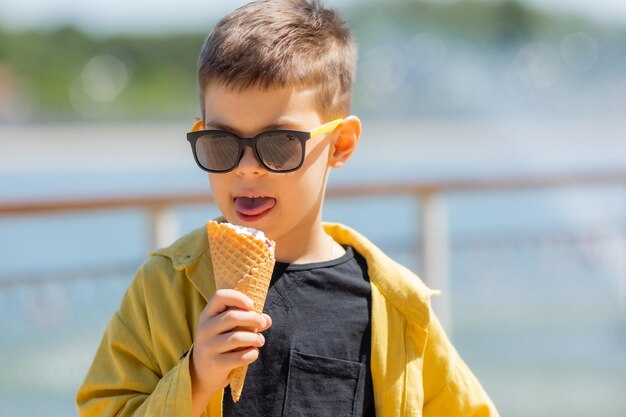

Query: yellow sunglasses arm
left=191, top=119, right=205, bottom=132
left=309, top=118, right=343, bottom=139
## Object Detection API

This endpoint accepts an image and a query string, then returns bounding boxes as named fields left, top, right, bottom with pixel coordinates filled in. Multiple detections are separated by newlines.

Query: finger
left=213, top=309, right=267, bottom=334
left=220, top=347, right=260, bottom=369
left=261, top=313, right=272, bottom=330
left=213, top=330, right=265, bottom=353
left=204, top=289, right=254, bottom=317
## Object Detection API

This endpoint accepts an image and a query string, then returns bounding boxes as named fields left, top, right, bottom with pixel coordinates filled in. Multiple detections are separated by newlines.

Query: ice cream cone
left=206, top=220, right=275, bottom=402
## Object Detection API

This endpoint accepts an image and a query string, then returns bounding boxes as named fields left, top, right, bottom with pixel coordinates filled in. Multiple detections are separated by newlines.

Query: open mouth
left=233, top=196, right=276, bottom=221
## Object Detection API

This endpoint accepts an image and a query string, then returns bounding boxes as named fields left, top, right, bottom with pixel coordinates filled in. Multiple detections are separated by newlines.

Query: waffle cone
left=206, top=220, right=276, bottom=402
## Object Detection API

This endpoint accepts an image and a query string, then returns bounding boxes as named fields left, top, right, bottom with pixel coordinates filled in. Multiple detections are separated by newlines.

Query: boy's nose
left=235, top=145, right=265, bottom=176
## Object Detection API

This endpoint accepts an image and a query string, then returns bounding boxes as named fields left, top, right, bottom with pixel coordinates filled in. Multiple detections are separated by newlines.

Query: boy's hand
left=190, top=289, right=271, bottom=413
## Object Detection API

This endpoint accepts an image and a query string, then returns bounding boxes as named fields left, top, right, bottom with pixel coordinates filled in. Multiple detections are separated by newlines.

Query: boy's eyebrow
left=206, top=119, right=305, bottom=135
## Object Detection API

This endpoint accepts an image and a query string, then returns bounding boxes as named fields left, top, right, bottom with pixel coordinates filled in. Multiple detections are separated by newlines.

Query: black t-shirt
left=223, top=245, right=375, bottom=417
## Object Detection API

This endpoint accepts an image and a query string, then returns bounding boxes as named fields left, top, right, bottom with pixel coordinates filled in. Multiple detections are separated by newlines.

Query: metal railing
left=2, top=170, right=625, bottom=330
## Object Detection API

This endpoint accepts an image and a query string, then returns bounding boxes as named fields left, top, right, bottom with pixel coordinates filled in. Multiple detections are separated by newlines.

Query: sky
left=1, top=0, right=626, bottom=34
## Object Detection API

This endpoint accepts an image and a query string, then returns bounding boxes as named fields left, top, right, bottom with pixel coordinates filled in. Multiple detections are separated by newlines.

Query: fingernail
left=245, top=297, right=254, bottom=307
left=260, top=315, right=267, bottom=327
left=259, top=334, right=265, bottom=345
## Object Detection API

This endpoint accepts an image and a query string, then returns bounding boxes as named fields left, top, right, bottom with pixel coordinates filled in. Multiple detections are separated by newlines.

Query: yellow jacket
left=77, top=221, right=499, bottom=416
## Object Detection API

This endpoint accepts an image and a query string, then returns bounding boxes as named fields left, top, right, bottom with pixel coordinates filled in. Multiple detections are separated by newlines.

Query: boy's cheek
left=207, top=178, right=232, bottom=209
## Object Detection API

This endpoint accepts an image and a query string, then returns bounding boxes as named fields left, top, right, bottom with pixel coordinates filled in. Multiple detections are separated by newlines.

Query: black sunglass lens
left=195, top=133, right=239, bottom=171
left=257, top=134, right=303, bottom=171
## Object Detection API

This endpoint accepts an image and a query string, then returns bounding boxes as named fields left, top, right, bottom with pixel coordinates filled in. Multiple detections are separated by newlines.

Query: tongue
left=234, top=197, right=276, bottom=216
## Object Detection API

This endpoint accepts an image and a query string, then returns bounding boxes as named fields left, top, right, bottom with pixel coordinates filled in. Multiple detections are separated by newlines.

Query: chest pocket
left=282, top=349, right=366, bottom=417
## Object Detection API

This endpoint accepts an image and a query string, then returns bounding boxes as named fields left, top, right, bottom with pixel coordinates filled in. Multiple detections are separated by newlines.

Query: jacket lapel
left=323, top=222, right=438, bottom=415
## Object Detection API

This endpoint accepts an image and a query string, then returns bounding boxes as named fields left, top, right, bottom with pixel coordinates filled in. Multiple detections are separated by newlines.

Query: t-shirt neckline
left=273, top=245, right=354, bottom=272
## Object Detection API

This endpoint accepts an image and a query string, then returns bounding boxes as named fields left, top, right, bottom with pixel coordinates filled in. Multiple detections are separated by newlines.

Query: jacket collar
left=322, top=222, right=438, bottom=328
left=151, top=218, right=437, bottom=328
left=149, top=219, right=215, bottom=300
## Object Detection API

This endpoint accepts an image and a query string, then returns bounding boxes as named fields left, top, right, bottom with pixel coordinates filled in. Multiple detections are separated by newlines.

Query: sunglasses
left=187, top=118, right=343, bottom=173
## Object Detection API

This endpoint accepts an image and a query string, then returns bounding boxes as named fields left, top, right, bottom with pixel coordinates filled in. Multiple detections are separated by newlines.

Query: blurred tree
left=0, top=1, right=622, bottom=122
left=493, top=1, right=531, bottom=46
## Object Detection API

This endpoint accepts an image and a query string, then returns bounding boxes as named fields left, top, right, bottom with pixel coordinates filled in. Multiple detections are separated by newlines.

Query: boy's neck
left=273, top=223, right=345, bottom=265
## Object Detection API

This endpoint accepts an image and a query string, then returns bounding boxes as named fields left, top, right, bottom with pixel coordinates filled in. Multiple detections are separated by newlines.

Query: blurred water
left=0, top=120, right=625, bottom=416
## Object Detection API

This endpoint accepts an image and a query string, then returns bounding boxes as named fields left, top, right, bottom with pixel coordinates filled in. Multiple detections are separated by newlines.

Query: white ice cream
left=222, top=222, right=275, bottom=253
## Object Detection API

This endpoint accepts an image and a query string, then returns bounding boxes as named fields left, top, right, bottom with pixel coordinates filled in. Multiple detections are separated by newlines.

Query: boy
left=76, top=0, right=499, bottom=416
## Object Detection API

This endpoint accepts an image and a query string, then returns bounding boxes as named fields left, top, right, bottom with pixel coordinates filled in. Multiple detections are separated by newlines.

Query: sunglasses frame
left=186, top=118, right=344, bottom=173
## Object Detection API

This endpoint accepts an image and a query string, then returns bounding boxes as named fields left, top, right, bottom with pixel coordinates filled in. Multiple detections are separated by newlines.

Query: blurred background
left=1, top=0, right=625, bottom=415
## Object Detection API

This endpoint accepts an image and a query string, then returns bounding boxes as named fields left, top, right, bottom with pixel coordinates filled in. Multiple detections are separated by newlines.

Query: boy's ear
left=329, top=116, right=361, bottom=169
left=191, top=118, right=204, bottom=132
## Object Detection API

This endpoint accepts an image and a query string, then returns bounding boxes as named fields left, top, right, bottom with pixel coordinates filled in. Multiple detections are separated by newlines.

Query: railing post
left=148, top=206, right=180, bottom=250
left=420, top=191, right=452, bottom=334
left=621, top=180, right=626, bottom=323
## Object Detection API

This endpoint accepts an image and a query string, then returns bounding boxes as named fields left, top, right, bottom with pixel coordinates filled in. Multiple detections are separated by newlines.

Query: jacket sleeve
left=75, top=262, right=194, bottom=417
left=422, top=310, right=500, bottom=417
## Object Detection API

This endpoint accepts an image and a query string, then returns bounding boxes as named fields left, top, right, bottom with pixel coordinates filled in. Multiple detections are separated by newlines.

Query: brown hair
left=197, top=0, right=357, bottom=121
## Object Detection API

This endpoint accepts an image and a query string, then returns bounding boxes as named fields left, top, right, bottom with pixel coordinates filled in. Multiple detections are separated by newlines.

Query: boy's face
left=201, top=82, right=358, bottom=243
